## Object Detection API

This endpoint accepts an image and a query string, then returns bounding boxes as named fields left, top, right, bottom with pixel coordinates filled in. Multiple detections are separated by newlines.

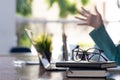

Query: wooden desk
left=0, top=53, right=119, bottom=80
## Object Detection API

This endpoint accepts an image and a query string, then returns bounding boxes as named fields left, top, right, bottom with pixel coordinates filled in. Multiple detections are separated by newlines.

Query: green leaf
left=33, top=33, right=52, bottom=54
left=16, top=0, right=32, bottom=16
left=45, top=0, right=90, bottom=18
left=81, top=0, right=90, bottom=6
left=67, top=3, right=77, bottom=14
left=45, top=0, right=56, bottom=8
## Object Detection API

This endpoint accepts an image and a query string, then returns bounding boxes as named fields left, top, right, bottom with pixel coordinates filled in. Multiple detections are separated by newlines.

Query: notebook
left=66, top=69, right=106, bottom=78
left=56, top=61, right=117, bottom=69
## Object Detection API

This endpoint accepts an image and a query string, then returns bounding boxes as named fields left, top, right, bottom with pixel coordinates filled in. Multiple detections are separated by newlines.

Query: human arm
left=90, top=24, right=117, bottom=61
left=75, top=6, right=120, bottom=64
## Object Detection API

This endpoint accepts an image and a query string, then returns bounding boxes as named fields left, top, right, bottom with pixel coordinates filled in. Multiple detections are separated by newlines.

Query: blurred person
left=75, top=6, right=120, bottom=65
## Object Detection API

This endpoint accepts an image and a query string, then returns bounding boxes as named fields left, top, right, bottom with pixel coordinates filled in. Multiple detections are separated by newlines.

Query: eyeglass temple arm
left=87, top=48, right=102, bottom=61
left=89, top=50, right=109, bottom=61
left=99, top=50, right=109, bottom=61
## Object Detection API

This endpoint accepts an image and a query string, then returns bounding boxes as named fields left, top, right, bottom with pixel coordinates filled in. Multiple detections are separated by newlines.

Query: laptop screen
left=24, top=28, right=34, bottom=43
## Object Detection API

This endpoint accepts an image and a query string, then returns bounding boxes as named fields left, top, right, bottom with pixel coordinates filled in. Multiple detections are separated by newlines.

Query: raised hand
left=75, top=6, right=104, bottom=29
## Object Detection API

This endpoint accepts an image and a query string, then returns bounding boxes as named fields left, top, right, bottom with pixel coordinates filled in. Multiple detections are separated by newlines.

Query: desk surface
left=0, top=53, right=119, bottom=80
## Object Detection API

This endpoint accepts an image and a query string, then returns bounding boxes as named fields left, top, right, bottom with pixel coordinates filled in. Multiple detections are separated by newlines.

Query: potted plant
left=33, top=33, right=52, bottom=62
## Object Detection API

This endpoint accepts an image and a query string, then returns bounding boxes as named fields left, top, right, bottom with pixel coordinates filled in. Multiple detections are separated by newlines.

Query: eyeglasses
left=72, top=46, right=108, bottom=62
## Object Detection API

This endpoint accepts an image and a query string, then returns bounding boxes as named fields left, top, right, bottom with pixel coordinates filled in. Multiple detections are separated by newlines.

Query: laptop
left=39, top=57, right=68, bottom=71
left=24, top=28, right=68, bottom=71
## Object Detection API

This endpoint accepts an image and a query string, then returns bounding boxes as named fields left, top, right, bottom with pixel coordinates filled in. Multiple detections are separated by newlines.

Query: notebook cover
left=56, top=61, right=117, bottom=69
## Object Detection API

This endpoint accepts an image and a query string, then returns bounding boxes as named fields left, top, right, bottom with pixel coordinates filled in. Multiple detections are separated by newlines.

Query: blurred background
left=1, top=0, right=120, bottom=61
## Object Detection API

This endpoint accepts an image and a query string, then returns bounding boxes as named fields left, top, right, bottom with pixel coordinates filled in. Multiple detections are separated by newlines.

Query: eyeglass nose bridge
left=81, top=51, right=88, bottom=61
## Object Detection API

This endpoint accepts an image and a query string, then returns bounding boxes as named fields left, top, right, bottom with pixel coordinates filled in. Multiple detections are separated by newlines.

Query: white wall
left=0, top=0, right=16, bottom=53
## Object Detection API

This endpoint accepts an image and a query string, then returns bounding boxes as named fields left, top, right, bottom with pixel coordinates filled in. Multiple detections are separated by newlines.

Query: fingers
left=77, top=23, right=87, bottom=25
left=81, top=7, right=92, bottom=16
left=81, top=7, right=90, bottom=14
left=95, top=6, right=100, bottom=15
left=77, top=7, right=93, bottom=18
left=75, top=16, right=88, bottom=25
left=75, top=16, right=86, bottom=21
left=77, top=10, right=88, bottom=17
left=81, top=6, right=100, bottom=16
left=75, top=8, right=89, bottom=26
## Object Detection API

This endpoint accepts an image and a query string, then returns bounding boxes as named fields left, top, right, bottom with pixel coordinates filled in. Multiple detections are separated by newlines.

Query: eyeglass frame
left=72, top=46, right=108, bottom=62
